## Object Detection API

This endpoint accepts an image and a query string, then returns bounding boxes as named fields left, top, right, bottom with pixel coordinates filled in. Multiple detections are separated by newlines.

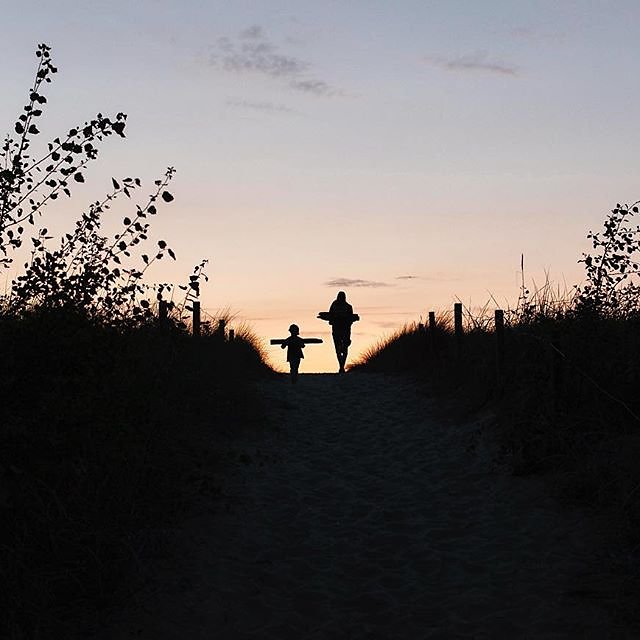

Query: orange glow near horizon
left=3, top=4, right=637, bottom=360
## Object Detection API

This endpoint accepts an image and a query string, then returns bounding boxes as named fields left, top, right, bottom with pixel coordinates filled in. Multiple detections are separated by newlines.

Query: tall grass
left=0, top=308, right=272, bottom=638
left=0, top=43, right=276, bottom=639
left=355, top=274, right=640, bottom=546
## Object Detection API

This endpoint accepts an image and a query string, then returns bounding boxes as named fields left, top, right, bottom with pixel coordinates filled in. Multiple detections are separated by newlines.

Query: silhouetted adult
left=329, top=291, right=355, bottom=373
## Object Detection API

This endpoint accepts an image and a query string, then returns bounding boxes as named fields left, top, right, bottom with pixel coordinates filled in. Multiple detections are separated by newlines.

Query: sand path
left=109, top=372, right=630, bottom=639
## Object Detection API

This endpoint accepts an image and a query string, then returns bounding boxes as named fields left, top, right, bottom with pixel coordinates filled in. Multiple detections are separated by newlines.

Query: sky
left=2, top=1, right=640, bottom=372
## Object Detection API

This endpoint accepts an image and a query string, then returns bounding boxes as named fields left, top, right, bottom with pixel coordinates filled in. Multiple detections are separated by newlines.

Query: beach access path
left=109, top=372, right=632, bottom=639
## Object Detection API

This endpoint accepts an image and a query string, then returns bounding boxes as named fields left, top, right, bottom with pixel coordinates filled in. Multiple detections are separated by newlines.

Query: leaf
left=168, top=248, right=176, bottom=260
left=112, top=178, right=120, bottom=190
left=28, top=124, right=39, bottom=134
left=148, top=205, right=157, bottom=215
left=123, top=217, right=131, bottom=225
left=15, top=123, right=24, bottom=134
left=158, top=240, right=167, bottom=249
left=74, top=172, right=84, bottom=183
left=161, top=191, right=174, bottom=202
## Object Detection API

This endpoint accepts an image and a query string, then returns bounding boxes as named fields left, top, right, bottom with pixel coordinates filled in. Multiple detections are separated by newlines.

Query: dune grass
left=0, top=308, right=272, bottom=638
left=0, top=44, right=279, bottom=638
left=354, top=280, right=640, bottom=546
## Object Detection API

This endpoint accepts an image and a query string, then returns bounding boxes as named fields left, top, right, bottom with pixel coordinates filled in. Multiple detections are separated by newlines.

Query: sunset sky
left=2, top=1, right=640, bottom=372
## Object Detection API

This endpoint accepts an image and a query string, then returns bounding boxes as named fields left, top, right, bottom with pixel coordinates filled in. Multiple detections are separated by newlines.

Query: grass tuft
left=0, top=309, right=272, bottom=638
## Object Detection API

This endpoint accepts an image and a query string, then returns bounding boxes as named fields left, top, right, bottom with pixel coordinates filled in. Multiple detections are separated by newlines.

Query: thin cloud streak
left=509, top=26, right=565, bottom=42
left=325, top=278, right=394, bottom=288
left=426, top=52, right=519, bottom=76
left=240, top=25, right=265, bottom=40
left=395, top=274, right=462, bottom=282
left=289, top=79, right=343, bottom=97
left=226, top=98, right=299, bottom=115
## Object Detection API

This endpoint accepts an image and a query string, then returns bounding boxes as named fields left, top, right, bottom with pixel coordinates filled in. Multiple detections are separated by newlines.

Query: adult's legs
left=332, top=331, right=351, bottom=373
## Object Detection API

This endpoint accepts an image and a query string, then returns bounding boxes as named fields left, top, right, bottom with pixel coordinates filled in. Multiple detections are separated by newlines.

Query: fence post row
left=427, top=311, right=436, bottom=353
left=495, top=309, right=505, bottom=389
left=453, top=303, right=463, bottom=360
left=550, top=340, right=564, bottom=411
left=192, top=301, right=201, bottom=337
left=217, top=318, right=226, bottom=341
left=158, top=300, right=168, bottom=325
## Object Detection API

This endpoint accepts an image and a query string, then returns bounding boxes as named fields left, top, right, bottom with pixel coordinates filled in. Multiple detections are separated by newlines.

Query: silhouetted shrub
left=356, top=203, right=640, bottom=542
left=0, top=45, right=272, bottom=638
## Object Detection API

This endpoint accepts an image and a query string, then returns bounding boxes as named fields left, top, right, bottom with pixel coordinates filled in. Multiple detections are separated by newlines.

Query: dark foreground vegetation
left=0, top=44, right=272, bottom=638
left=354, top=203, right=640, bottom=554
left=1, top=311, right=270, bottom=638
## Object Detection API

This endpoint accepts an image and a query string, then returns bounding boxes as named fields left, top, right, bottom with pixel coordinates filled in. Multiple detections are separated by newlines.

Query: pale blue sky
left=2, top=1, right=639, bottom=370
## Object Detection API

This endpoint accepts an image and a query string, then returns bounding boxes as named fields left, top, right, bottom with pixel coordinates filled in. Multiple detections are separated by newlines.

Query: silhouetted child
left=281, top=323, right=305, bottom=384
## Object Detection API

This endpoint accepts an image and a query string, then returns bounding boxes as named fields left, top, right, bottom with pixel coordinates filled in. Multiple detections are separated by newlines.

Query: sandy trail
left=109, top=372, right=629, bottom=639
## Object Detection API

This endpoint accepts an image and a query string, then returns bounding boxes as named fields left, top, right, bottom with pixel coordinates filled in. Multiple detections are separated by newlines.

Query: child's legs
left=289, top=359, right=300, bottom=383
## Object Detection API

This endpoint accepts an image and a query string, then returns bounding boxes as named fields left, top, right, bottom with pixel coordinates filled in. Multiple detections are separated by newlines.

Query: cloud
left=226, top=98, right=299, bottom=115
left=325, top=278, right=394, bottom=288
left=210, top=26, right=341, bottom=96
left=375, top=321, right=402, bottom=329
left=216, top=40, right=308, bottom=77
left=289, top=79, right=342, bottom=97
left=509, top=26, right=564, bottom=42
left=395, top=273, right=462, bottom=282
left=240, top=25, right=265, bottom=40
left=426, top=51, right=518, bottom=76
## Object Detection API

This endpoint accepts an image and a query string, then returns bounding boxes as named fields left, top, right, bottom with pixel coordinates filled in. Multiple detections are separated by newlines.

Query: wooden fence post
left=550, top=340, right=564, bottom=412
left=158, top=300, right=168, bottom=326
left=454, top=303, right=463, bottom=358
left=428, top=311, right=436, bottom=354
left=217, top=318, right=226, bottom=341
left=495, top=309, right=505, bottom=391
left=192, top=301, right=201, bottom=337
left=228, top=329, right=235, bottom=341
